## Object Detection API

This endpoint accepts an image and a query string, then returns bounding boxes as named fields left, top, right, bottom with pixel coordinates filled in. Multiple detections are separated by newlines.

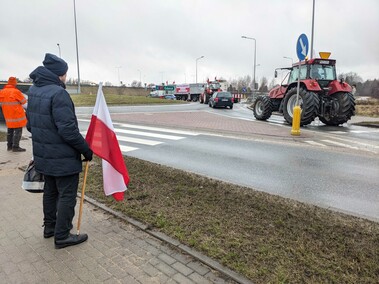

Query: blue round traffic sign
left=296, top=34, right=309, bottom=61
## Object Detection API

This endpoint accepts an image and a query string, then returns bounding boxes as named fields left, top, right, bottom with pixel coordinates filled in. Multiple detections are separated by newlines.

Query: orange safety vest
left=0, top=84, right=27, bottom=128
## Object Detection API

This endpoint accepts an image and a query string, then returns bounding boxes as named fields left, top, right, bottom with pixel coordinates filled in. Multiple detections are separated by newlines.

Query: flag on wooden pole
left=85, top=83, right=129, bottom=201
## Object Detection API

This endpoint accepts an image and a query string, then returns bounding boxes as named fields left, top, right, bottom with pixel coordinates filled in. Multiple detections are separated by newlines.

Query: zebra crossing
left=78, top=119, right=378, bottom=154
left=79, top=120, right=199, bottom=153
left=304, top=136, right=379, bottom=154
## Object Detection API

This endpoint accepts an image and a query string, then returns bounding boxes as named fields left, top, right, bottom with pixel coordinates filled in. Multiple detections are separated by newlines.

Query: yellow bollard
left=291, top=106, right=301, bottom=136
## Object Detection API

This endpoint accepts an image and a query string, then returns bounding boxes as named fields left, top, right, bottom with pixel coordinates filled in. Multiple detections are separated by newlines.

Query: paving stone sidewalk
left=0, top=138, right=241, bottom=284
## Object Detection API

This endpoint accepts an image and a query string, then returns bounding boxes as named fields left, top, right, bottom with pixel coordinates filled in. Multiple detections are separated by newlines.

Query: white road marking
left=304, top=140, right=327, bottom=147
left=117, top=136, right=162, bottom=146
left=351, top=130, right=379, bottom=133
left=321, top=139, right=359, bottom=150
left=304, top=137, right=378, bottom=153
left=329, top=129, right=379, bottom=134
left=329, top=136, right=379, bottom=148
left=116, top=123, right=199, bottom=136
left=120, top=145, right=138, bottom=153
left=329, top=131, right=348, bottom=134
left=115, top=128, right=185, bottom=140
left=80, top=122, right=193, bottom=153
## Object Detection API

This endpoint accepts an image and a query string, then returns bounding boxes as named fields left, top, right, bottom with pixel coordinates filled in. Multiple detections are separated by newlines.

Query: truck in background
left=150, top=79, right=228, bottom=103
left=174, top=83, right=205, bottom=101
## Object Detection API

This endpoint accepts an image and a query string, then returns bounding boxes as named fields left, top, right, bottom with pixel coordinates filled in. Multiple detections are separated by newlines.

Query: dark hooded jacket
left=26, top=66, right=90, bottom=176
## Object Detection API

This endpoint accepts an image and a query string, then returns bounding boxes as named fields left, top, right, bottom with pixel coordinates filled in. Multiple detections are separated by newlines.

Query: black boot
left=55, top=233, right=88, bottom=249
left=11, top=128, right=24, bottom=152
left=12, top=147, right=26, bottom=152
left=7, top=128, right=14, bottom=151
left=43, top=224, right=55, bottom=238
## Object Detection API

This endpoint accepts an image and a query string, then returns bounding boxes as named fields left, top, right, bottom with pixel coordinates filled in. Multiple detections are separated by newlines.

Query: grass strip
left=71, top=94, right=185, bottom=106
left=83, top=156, right=379, bottom=283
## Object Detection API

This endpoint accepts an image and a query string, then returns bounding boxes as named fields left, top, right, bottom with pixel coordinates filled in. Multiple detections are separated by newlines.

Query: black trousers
left=7, top=127, right=22, bottom=149
left=43, top=174, right=79, bottom=240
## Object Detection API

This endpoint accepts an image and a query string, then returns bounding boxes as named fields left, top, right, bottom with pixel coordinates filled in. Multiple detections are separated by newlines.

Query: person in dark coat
left=27, top=53, right=93, bottom=249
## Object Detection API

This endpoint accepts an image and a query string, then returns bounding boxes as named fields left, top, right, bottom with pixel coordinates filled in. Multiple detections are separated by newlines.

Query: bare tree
left=268, top=78, right=277, bottom=90
left=357, top=79, right=379, bottom=98
left=259, top=76, right=268, bottom=92
left=338, top=72, right=363, bottom=86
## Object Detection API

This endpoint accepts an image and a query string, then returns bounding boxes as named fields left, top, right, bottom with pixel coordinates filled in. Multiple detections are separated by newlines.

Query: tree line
left=339, top=72, right=379, bottom=98
left=4, top=72, right=378, bottom=98
left=227, top=72, right=378, bottom=98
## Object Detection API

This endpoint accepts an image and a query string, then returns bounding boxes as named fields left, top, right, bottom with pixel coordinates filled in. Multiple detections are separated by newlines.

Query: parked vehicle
left=252, top=52, right=355, bottom=126
left=148, top=90, right=165, bottom=98
left=174, top=83, right=204, bottom=101
left=164, top=94, right=176, bottom=100
left=209, top=92, right=234, bottom=109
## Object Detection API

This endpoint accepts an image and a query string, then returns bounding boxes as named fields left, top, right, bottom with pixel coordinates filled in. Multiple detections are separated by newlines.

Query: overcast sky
left=1, top=0, right=378, bottom=86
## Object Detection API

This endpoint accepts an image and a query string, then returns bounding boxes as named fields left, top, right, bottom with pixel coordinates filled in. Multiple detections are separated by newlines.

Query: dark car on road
left=209, top=91, right=233, bottom=109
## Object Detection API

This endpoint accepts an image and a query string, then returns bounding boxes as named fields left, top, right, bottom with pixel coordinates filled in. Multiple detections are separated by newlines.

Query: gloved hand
left=83, top=149, right=93, bottom=161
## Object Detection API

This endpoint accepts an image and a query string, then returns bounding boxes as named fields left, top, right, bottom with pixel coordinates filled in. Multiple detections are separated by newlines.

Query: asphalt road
left=76, top=103, right=379, bottom=221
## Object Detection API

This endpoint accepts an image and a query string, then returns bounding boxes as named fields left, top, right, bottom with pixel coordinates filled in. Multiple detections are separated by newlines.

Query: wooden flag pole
left=77, top=161, right=89, bottom=235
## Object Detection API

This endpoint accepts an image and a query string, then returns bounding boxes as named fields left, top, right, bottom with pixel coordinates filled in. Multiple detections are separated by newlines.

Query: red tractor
left=252, top=54, right=355, bottom=126
left=200, top=79, right=222, bottom=104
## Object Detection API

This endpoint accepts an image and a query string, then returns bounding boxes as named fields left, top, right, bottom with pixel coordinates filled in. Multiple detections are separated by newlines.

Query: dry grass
left=355, top=97, right=379, bottom=117
left=83, top=156, right=379, bottom=283
left=70, top=94, right=185, bottom=107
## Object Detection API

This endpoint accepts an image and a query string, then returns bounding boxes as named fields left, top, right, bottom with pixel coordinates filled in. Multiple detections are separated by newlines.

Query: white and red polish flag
left=85, top=83, right=129, bottom=201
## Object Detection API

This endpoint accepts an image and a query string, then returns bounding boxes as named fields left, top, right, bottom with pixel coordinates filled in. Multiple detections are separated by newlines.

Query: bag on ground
left=22, top=159, right=44, bottom=193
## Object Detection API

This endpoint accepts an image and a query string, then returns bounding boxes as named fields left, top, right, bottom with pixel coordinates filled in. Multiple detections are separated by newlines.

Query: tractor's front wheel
left=319, top=92, right=355, bottom=126
left=253, top=95, right=273, bottom=120
left=204, top=94, right=210, bottom=104
left=283, top=87, right=319, bottom=126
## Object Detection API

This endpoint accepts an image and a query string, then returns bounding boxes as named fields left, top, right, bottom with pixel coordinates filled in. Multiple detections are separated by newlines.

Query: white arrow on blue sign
left=296, top=34, right=309, bottom=61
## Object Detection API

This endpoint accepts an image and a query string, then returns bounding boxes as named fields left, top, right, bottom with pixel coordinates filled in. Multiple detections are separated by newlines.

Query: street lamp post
left=241, top=36, right=256, bottom=91
left=195, top=56, right=204, bottom=84
left=283, top=56, right=293, bottom=65
left=73, top=0, right=81, bottom=93
left=310, top=0, right=315, bottom=59
left=160, top=72, right=164, bottom=84
left=138, top=69, right=141, bottom=85
left=116, top=66, right=122, bottom=86
left=57, top=43, right=61, bottom=58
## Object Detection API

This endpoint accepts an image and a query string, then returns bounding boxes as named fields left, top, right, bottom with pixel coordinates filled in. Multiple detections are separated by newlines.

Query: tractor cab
left=286, top=59, right=336, bottom=83
left=208, top=82, right=221, bottom=91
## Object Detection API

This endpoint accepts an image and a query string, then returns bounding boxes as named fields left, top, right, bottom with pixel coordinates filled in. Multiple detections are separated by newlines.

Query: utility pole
left=310, top=0, right=315, bottom=59
left=73, top=0, right=81, bottom=93
left=116, top=66, right=122, bottom=86
left=241, top=36, right=257, bottom=91
left=196, top=56, right=204, bottom=83
left=57, top=43, right=61, bottom=58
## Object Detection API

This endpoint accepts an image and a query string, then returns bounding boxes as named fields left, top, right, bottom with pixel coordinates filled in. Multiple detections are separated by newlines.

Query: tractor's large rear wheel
left=283, top=87, right=319, bottom=126
left=319, top=92, right=355, bottom=126
left=253, top=95, right=273, bottom=120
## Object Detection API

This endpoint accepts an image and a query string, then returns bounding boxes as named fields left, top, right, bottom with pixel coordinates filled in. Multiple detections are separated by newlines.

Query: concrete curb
left=82, top=194, right=254, bottom=284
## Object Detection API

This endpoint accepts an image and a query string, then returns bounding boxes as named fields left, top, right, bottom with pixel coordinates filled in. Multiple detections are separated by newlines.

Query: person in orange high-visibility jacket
left=0, top=77, right=27, bottom=151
